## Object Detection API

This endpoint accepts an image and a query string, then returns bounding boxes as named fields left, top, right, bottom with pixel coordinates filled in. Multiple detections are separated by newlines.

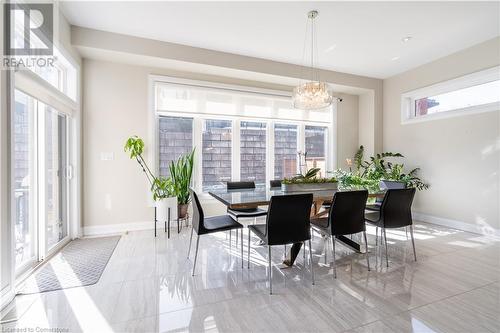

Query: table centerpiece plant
left=282, top=167, right=338, bottom=192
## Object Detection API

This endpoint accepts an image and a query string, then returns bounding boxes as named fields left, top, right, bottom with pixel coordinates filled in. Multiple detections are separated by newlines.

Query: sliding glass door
left=13, top=90, right=70, bottom=273
left=44, top=107, right=68, bottom=250
left=13, top=91, right=36, bottom=270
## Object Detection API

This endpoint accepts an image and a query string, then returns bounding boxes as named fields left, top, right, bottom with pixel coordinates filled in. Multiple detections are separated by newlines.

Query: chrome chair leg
left=303, top=241, right=306, bottom=262
left=383, top=228, right=389, bottom=267
left=229, top=230, right=232, bottom=247
left=240, top=228, right=244, bottom=268
left=268, top=246, right=273, bottom=294
left=324, top=237, right=328, bottom=264
left=410, top=225, right=417, bottom=261
left=405, top=226, right=409, bottom=240
left=284, top=244, right=287, bottom=259
left=187, top=227, right=194, bottom=259
left=308, top=239, right=315, bottom=285
left=192, top=235, right=200, bottom=276
left=363, top=231, right=370, bottom=271
left=331, top=235, right=337, bottom=278
left=375, top=226, right=378, bottom=246
left=236, top=224, right=239, bottom=246
left=247, top=229, right=251, bottom=269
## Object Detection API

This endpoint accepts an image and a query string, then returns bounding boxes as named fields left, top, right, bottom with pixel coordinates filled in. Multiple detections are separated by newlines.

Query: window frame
left=149, top=76, right=335, bottom=193
left=401, top=66, right=500, bottom=124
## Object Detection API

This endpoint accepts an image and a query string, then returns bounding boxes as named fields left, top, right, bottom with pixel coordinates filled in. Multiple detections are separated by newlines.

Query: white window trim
left=148, top=75, right=335, bottom=195
left=401, top=65, right=500, bottom=124
left=15, top=69, right=78, bottom=116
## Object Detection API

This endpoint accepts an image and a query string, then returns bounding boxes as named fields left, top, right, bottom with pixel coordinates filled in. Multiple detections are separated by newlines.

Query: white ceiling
left=60, top=1, right=500, bottom=79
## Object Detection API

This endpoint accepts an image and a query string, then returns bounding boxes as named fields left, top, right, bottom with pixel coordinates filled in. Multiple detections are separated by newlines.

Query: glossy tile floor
left=2, top=220, right=499, bottom=333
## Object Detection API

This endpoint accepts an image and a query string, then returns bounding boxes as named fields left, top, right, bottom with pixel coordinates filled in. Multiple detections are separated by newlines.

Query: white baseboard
left=82, top=213, right=499, bottom=238
left=83, top=220, right=183, bottom=237
left=412, top=212, right=500, bottom=237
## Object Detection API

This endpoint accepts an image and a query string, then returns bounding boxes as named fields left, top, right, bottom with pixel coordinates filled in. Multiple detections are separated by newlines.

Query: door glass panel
left=44, top=106, right=68, bottom=250
left=13, top=90, right=36, bottom=269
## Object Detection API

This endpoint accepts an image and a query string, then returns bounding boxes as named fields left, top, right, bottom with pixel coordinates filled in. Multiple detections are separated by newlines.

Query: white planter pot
left=379, top=180, right=406, bottom=190
left=281, top=182, right=338, bottom=192
left=155, top=197, right=177, bottom=222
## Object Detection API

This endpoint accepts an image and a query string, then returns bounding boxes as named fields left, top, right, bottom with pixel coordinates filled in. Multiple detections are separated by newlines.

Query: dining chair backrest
left=227, top=181, right=255, bottom=190
left=328, top=190, right=368, bottom=235
left=189, top=188, right=206, bottom=235
left=269, top=180, right=282, bottom=188
left=380, top=188, right=416, bottom=228
left=265, top=194, right=313, bottom=245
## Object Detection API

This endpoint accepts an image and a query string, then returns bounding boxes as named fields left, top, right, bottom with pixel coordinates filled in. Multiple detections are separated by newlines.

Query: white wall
left=337, top=94, right=359, bottom=169
left=81, top=59, right=361, bottom=233
left=358, top=91, right=375, bottom=158
left=383, top=37, right=500, bottom=234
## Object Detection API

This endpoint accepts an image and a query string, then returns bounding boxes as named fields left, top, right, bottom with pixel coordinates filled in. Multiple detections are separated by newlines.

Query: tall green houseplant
left=124, top=135, right=173, bottom=200
left=169, top=149, right=195, bottom=218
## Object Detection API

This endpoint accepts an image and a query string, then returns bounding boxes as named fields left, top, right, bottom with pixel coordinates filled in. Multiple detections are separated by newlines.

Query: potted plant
left=334, top=145, right=429, bottom=192
left=382, top=163, right=429, bottom=190
left=169, top=149, right=195, bottom=219
left=282, top=167, right=338, bottom=192
left=124, top=136, right=176, bottom=222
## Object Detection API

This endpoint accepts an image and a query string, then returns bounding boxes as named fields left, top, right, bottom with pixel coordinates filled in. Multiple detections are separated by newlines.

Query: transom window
left=10, top=8, right=78, bottom=101
left=153, top=77, right=334, bottom=191
left=401, top=66, right=500, bottom=123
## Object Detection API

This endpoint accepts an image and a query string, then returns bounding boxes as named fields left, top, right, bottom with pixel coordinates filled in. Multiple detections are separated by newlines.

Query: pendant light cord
left=310, top=15, right=314, bottom=82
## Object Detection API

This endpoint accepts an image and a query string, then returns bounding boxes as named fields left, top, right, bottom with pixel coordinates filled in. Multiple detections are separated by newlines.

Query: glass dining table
left=209, top=185, right=384, bottom=265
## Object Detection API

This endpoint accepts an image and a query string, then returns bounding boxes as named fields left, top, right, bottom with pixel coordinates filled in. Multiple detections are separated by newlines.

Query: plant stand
left=177, top=213, right=190, bottom=234
left=154, top=206, right=172, bottom=238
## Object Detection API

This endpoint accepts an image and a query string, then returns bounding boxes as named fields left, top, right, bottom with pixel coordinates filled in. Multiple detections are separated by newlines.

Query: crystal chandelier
left=292, top=10, right=333, bottom=110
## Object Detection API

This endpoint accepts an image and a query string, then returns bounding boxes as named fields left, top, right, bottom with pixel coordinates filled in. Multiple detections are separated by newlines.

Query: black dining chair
left=365, top=188, right=417, bottom=267
left=311, top=190, right=370, bottom=278
left=226, top=181, right=268, bottom=244
left=188, top=189, right=244, bottom=276
left=247, top=193, right=314, bottom=294
left=269, top=180, right=282, bottom=188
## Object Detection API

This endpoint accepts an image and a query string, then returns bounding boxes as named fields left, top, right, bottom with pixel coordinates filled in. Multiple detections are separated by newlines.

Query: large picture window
left=202, top=120, right=232, bottom=190
left=305, top=125, right=328, bottom=178
left=153, top=77, right=334, bottom=191
left=274, top=124, right=297, bottom=180
left=158, top=116, right=193, bottom=177
left=240, top=121, right=266, bottom=183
